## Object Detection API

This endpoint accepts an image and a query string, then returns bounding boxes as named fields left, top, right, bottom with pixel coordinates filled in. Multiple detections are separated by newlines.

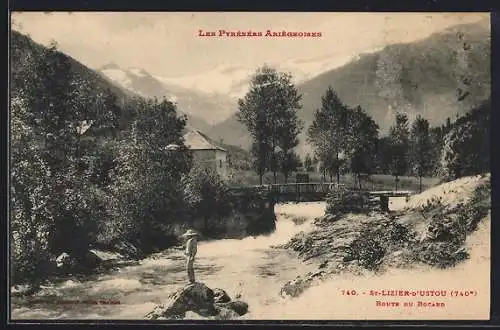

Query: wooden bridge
left=229, top=182, right=415, bottom=211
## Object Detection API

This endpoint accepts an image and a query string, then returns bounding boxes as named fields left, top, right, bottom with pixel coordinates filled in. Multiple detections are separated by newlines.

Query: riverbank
left=274, top=174, right=490, bottom=319
left=10, top=175, right=490, bottom=320
left=10, top=202, right=322, bottom=320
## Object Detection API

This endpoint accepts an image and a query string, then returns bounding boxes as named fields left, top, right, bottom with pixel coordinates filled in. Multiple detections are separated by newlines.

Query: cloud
left=11, top=12, right=488, bottom=80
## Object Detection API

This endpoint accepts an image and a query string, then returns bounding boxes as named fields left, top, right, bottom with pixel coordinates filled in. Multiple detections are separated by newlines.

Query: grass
left=280, top=174, right=491, bottom=298
left=228, top=170, right=440, bottom=192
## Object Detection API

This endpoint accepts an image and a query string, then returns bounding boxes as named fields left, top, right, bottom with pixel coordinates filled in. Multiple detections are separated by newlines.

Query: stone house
left=183, top=129, right=228, bottom=179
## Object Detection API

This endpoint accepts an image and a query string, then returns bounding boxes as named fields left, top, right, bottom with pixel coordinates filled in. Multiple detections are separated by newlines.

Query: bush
left=182, top=165, right=232, bottom=235
left=413, top=178, right=489, bottom=268
left=347, top=236, right=386, bottom=271
left=414, top=242, right=469, bottom=268
left=439, top=101, right=490, bottom=181
left=325, top=190, right=371, bottom=215
left=419, top=196, right=444, bottom=213
left=459, top=178, right=491, bottom=232
left=345, top=219, right=411, bottom=271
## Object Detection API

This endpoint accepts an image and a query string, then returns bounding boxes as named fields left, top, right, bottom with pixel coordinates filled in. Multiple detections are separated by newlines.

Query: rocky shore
left=145, top=282, right=249, bottom=320
left=278, top=174, right=491, bottom=299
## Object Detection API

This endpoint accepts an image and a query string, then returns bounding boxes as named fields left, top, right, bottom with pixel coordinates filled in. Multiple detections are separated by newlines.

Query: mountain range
left=12, top=18, right=490, bottom=158
left=97, top=63, right=236, bottom=132
left=207, top=19, right=490, bottom=156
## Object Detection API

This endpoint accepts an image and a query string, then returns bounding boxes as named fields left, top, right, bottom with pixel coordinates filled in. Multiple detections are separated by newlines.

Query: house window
left=219, top=159, right=223, bottom=168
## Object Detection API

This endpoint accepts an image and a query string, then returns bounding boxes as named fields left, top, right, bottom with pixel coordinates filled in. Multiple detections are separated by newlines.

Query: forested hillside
left=208, top=19, right=490, bottom=156
left=10, top=31, right=261, bottom=286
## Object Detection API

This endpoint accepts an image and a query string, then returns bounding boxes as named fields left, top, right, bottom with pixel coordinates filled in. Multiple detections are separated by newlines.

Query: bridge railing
left=267, top=182, right=346, bottom=194
left=227, top=183, right=415, bottom=203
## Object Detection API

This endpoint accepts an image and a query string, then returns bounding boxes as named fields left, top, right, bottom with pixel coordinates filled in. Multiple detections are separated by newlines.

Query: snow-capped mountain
left=97, top=49, right=366, bottom=128
left=154, top=65, right=253, bottom=99
left=98, top=63, right=238, bottom=126
left=154, top=52, right=365, bottom=99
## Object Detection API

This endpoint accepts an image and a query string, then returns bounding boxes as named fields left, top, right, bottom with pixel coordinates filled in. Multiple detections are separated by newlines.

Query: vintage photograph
left=9, top=12, right=491, bottom=320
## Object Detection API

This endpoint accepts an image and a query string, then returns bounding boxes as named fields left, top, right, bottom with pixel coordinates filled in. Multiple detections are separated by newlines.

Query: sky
left=11, top=12, right=489, bottom=79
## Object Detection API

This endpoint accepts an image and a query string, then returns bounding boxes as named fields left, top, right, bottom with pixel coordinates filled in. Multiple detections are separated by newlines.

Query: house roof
left=183, top=129, right=226, bottom=152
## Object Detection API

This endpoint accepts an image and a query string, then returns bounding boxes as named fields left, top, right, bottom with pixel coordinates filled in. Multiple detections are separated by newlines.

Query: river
left=11, top=198, right=490, bottom=320
left=11, top=202, right=325, bottom=320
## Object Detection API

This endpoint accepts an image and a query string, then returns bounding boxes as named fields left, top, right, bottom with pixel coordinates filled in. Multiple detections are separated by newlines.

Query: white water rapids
left=11, top=199, right=490, bottom=320
left=11, top=202, right=324, bottom=320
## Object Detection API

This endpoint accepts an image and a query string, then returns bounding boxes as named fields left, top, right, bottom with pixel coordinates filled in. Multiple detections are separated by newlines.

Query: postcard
left=9, top=11, right=491, bottom=321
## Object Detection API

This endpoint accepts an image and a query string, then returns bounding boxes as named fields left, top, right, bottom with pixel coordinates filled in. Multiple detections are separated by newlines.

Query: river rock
left=215, top=300, right=249, bottom=316
left=113, top=241, right=144, bottom=259
left=145, top=282, right=249, bottom=320
left=55, top=252, right=73, bottom=268
left=280, top=277, right=308, bottom=298
left=213, top=307, right=241, bottom=320
left=213, top=288, right=231, bottom=303
left=11, top=284, right=38, bottom=297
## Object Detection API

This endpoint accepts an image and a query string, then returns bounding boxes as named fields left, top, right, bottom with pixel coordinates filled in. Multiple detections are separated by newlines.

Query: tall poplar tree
left=388, top=112, right=410, bottom=190
left=409, top=115, right=433, bottom=192
left=237, top=65, right=302, bottom=184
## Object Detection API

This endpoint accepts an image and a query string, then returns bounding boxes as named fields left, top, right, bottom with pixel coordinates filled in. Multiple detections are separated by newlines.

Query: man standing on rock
left=183, top=229, right=199, bottom=284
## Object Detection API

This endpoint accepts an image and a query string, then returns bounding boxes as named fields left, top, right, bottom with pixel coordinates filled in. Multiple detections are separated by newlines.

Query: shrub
left=414, top=242, right=469, bottom=268
left=345, top=219, right=411, bottom=271
left=459, top=178, right=491, bottom=232
left=325, top=190, right=371, bottom=215
left=412, top=179, right=489, bottom=268
left=182, top=165, right=232, bottom=235
left=439, top=101, right=490, bottom=181
left=419, top=196, right=444, bottom=213
left=347, top=235, right=386, bottom=271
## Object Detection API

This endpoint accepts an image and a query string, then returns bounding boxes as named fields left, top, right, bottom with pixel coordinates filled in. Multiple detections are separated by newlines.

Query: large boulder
left=145, top=282, right=249, bottom=320
left=113, top=241, right=144, bottom=259
left=280, top=270, right=325, bottom=298
left=213, top=307, right=240, bottom=320
left=79, top=250, right=103, bottom=269
left=215, top=300, right=249, bottom=316
left=55, top=252, right=80, bottom=273
left=213, top=288, right=231, bottom=303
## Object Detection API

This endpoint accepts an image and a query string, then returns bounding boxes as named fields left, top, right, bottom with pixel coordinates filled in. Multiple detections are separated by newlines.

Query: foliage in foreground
left=349, top=178, right=490, bottom=270
left=10, top=34, right=264, bottom=285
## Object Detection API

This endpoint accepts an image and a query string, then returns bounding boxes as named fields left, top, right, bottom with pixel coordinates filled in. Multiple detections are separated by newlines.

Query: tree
left=14, top=41, right=104, bottom=257
left=182, top=166, right=230, bottom=234
left=11, top=97, right=53, bottom=283
left=388, top=112, right=410, bottom=190
left=108, top=97, right=192, bottom=251
left=308, top=86, right=351, bottom=184
left=409, top=115, right=433, bottom=192
left=275, top=72, right=303, bottom=183
left=347, top=106, right=379, bottom=189
left=237, top=65, right=302, bottom=184
left=279, top=151, right=302, bottom=182
left=248, top=139, right=271, bottom=185
left=375, top=136, right=392, bottom=174
left=10, top=40, right=123, bottom=282
left=304, top=154, right=313, bottom=172
left=439, top=100, right=490, bottom=181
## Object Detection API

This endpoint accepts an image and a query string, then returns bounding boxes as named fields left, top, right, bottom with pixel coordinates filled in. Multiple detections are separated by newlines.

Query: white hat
left=182, top=229, right=200, bottom=237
